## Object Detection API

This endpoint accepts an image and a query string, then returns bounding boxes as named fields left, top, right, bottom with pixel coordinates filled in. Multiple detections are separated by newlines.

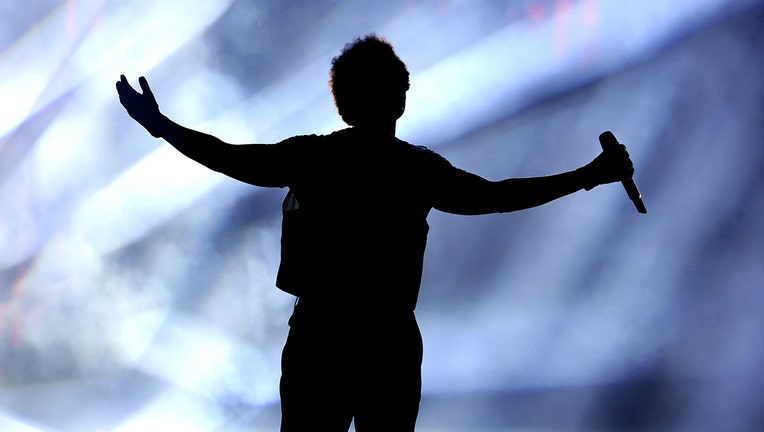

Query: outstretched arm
left=116, top=75, right=287, bottom=187
left=433, top=146, right=634, bottom=215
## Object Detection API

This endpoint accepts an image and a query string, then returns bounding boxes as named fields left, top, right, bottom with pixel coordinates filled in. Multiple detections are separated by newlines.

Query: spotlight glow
left=1, top=0, right=763, bottom=431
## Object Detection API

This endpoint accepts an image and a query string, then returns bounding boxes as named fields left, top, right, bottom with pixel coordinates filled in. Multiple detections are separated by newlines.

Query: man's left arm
left=432, top=146, right=634, bottom=215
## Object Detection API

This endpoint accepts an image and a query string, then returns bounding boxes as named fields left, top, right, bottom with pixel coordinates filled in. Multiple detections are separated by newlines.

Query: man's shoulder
left=277, top=133, right=321, bottom=146
left=278, top=129, right=451, bottom=166
left=406, top=143, right=452, bottom=167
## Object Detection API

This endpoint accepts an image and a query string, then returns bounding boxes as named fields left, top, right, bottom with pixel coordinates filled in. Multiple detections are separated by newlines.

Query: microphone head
left=599, top=130, right=619, bottom=152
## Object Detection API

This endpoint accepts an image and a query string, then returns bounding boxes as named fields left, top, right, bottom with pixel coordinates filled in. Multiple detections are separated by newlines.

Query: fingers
left=139, top=76, right=153, bottom=95
left=116, top=74, right=134, bottom=96
left=117, top=75, right=157, bottom=104
left=138, top=76, right=158, bottom=106
left=616, top=144, right=634, bottom=180
left=115, top=75, right=150, bottom=95
left=117, top=74, right=132, bottom=89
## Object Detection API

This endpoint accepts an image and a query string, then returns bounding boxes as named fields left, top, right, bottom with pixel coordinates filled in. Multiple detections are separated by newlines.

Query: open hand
left=116, top=75, right=166, bottom=137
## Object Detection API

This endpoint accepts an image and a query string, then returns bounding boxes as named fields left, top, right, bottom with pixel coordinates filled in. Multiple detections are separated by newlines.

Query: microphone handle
left=599, top=131, right=647, bottom=214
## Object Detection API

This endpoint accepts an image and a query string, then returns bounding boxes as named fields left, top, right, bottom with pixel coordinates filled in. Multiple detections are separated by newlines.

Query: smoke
left=2, top=0, right=763, bottom=430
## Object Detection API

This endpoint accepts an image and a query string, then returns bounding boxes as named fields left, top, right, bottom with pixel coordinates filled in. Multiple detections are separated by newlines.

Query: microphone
left=599, top=131, right=647, bottom=214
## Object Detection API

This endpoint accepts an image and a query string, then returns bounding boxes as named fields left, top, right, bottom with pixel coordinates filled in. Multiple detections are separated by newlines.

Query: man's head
left=330, top=34, right=410, bottom=129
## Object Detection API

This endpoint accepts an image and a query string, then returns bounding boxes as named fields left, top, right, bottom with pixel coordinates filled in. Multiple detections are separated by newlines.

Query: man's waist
left=293, top=292, right=416, bottom=319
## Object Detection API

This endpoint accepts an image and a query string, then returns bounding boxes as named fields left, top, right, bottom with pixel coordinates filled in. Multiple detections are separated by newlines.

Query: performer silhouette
left=117, top=34, right=634, bottom=432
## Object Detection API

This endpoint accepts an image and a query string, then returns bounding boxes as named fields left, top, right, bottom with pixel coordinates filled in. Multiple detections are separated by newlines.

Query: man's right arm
left=116, top=75, right=289, bottom=187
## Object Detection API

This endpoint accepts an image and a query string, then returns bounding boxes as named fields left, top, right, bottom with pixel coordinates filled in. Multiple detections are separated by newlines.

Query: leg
left=353, top=317, right=423, bottom=432
left=280, top=323, right=354, bottom=432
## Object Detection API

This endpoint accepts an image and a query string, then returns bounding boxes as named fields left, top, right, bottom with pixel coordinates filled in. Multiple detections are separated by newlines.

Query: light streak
left=1, top=1, right=762, bottom=430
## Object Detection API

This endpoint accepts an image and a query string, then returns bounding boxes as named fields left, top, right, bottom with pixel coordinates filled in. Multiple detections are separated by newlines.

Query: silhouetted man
left=117, top=34, right=634, bottom=432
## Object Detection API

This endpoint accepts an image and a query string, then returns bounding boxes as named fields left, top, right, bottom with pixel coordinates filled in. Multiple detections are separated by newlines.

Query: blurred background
left=1, top=0, right=763, bottom=430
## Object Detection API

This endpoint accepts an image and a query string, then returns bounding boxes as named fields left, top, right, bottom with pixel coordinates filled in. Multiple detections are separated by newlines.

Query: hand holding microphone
left=581, top=131, right=647, bottom=214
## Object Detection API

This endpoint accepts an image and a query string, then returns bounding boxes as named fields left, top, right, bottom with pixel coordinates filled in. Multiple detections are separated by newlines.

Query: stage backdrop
left=1, top=0, right=763, bottom=431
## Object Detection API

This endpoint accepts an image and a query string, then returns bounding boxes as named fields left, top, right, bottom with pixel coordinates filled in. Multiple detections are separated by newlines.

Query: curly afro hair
left=329, top=34, right=410, bottom=127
